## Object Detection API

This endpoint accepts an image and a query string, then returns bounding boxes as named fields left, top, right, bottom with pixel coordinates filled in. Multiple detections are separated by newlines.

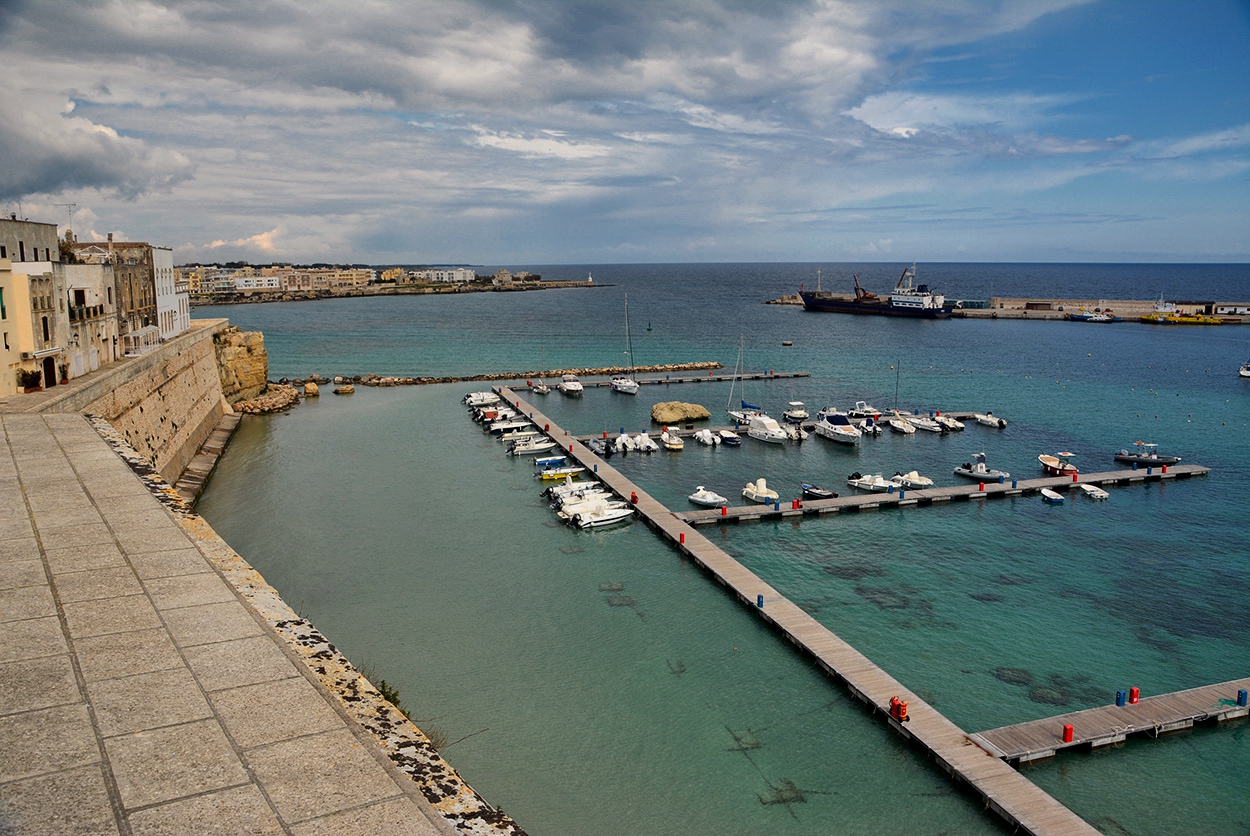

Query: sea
left=195, top=263, right=1250, bottom=836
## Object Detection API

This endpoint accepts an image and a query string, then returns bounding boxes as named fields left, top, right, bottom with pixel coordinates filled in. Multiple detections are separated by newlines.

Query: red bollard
left=544, top=423, right=549, bottom=431
left=603, top=430, right=608, bottom=438
left=721, top=505, right=728, bottom=516
left=630, top=491, right=638, bottom=504
left=979, top=482, right=985, bottom=492
left=1062, top=724, right=1074, bottom=743
left=1129, top=687, right=1140, bottom=704
left=569, top=444, right=574, bottom=452
left=1162, top=465, right=1167, bottom=474
left=1072, top=472, right=1079, bottom=483
left=679, top=532, right=685, bottom=544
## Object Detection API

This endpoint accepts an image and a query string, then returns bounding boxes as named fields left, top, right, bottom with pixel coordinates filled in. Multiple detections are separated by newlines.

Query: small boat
left=556, top=496, right=622, bottom=521
left=858, top=416, right=883, bottom=436
left=692, top=429, right=720, bottom=446
left=558, top=373, right=584, bottom=396
left=509, top=438, right=558, bottom=456
left=574, top=505, right=634, bottom=529
left=908, top=414, right=943, bottom=433
left=552, top=490, right=612, bottom=512
left=498, top=428, right=541, bottom=443
left=1114, top=442, right=1181, bottom=466
left=610, top=375, right=639, bottom=395
left=847, top=401, right=883, bottom=421
left=1038, top=452, right=1078, bottom=476
left=813, top=409, right=861, bottom=444
left=1078, top=483, right=1109, bottom=500
left=801, top=483, right=838, bottom=500
left=742, top=478, right=779, bottom=504
left=489, top=419, right=533, bottom=436
left=688, top=486, right=728, bottom=507
left=463, top=391, right=500, bottom=407
left=586, top=437, right=613, bottom=458
left=974, top=412, right=1008, bottom=429
left=890, top=470, right=934, bottom=490
left=533, top=455, right=568, bottom=469
left=846, top=472, right=894, bottom=492
left=1040, top=488, right=1065, bottom=504
left=746, top=414, right=789, bottom=444
left=613, top=432, right=637, bottom=454
left=887, top=414, right=916, bottom=434
left=934, top=414, right=965, bottom=431
left=783, top=401, right=809, bottom=422
left=661, top=429, right=685, bottom=450
left=529, top=379, right=551, bottom=395
left=1140, top=295, right=1224, bottom=325
left=633, top=433, right=659, bottom=453
left=953, top=453, right=1010, bottom=481
left=782, top=423, right=808, bottom=442
left=718, top=430, right=742, bottom=446
left=536, top=466, right=586, bottom=480
left=1241, top=357, right=1250, bottom=378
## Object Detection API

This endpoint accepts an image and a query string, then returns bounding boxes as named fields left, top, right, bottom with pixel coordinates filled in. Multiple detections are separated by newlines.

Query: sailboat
left=611, top=294, right=640, bottom=394
left=531, top=345, right=550, bottom=395
left=725, top=336, right=762, bottom=423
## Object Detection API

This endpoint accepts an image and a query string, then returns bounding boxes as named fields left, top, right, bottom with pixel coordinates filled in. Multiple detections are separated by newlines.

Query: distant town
left=1, top=213, right=584, bottom=398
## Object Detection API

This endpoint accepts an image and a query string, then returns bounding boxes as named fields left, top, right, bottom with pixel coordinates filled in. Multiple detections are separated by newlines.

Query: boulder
left=304, top=381, right=320, bottom=396
left=651, top=401, right=711, bottom=424
left=334, top=385, right=356, bottom=395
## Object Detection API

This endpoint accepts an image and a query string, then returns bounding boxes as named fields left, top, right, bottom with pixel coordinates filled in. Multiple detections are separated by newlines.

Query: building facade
left=0, top=218, right=65, bottom=396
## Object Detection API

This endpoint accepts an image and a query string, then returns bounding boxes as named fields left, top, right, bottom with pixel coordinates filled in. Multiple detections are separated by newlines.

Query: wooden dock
left=973, top=678, right=1250, bottom=764
left=676, top=465, right=1211, bottom=524
left=495, top=386, right=1102, bottom=836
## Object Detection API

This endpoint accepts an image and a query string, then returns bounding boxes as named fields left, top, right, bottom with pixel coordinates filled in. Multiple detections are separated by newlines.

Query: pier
left=973, top=678, right=1250, bottom=764
left=581, top=370, right=809, bottom=387
left=496, top=387, right=1105, bottom=836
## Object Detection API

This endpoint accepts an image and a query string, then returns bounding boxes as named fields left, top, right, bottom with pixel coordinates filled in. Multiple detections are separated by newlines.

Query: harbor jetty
left=495, top=386, right=1115, bottom=836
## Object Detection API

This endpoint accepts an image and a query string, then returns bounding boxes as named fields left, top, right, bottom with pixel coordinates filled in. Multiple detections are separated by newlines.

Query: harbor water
left=197, top=263, right=1250, bottom=835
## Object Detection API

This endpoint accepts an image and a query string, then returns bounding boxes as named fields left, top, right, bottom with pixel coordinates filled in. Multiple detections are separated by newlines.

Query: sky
left=1, top=0, right=1247, bottom=265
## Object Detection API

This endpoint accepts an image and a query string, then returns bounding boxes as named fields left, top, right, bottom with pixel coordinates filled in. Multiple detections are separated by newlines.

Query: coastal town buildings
left=64, top=262, right=121, bottom=377
left=73, top=235, right=189, bottom=355
left=1, top=217, right=67, bottom=396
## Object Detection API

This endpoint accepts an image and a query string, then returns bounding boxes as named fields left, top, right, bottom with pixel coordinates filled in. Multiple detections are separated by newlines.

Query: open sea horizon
left=197, top=262, right=1249, bottom=835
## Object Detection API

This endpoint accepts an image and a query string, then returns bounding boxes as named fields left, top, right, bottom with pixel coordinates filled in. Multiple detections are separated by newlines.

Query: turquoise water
left=198, top=264, right=1250, bottom=835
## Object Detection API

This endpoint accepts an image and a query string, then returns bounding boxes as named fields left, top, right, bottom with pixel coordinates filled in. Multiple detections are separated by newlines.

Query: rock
left=334, top=385, right=355, bottom=395
left=651, top=401, right=711, bottom=424
left=304, top=381, right=320, bottom=396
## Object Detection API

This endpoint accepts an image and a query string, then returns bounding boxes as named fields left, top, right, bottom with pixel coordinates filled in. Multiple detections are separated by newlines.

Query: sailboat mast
left=624, top=293, right=634, bottom=376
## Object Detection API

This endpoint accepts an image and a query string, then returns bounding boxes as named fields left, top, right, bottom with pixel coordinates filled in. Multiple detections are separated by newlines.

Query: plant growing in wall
left=59, top=363, right=69, bottom=384
left=16, top=368, right=42, bottom=392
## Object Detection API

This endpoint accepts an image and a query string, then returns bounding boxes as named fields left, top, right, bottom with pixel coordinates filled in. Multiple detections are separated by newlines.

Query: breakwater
left=275, top=361, right=723, bottom=388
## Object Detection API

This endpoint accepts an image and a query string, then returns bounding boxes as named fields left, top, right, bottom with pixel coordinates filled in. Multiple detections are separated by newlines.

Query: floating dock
left=495, top=387, right=1104, bottom=836
left=677, top=465, right=1211, bottom=524
left=973, top=678, right=1250, bottom=764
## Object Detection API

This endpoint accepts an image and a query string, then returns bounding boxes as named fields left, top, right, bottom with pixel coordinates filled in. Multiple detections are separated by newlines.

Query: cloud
left=209, top=228, right=281, bottom=252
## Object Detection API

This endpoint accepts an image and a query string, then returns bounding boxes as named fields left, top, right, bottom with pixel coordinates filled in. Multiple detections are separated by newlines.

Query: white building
left=235, top=275, right=282, bottom=291
left=152, top=247, right=188, bottom=340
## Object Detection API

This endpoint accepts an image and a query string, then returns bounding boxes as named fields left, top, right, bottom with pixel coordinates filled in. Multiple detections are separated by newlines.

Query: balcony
left=68, top=304, right=108, bottom=322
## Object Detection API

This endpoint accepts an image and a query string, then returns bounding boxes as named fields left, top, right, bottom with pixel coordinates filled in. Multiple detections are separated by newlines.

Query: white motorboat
left=463, top=391, right=500, bottom=407
left=846, top=472, right=894, bottom=492
left=742, top=478, right=780, bottom=504
left=783, top=401, right=809, bottom=422
left=474, top=406, right=515, bottom=424
left=611, top=293, right=641, bottom=394
left=633, top=433, right=659, bottom=453
left=614, top=432, right=637, bottom=454
left=1241, top=358, right=1250, bottom=379
left=529, top=380, right=550, bottom=395
left=489, top=419, right=533, bottom=435
left=813, top=409, right=862, bottom=444
left=499, top=429, right=541, bottom=444
left=934, top=414, right=965, bottom=431
left=559, top=497, right=627, bottom=522
left=610, top=375, right=640, bottom=394
left=801, top=483, right=838, bottom=500
left=953, top=453, right=1010, bottom=481
left=782, top=423, right=808, bottom=442
left=890, top=470, right=934, bottom=490
left=661, top=429, right=685, bottom=450
left=574, top=505, right=634, bottom=529
left=1040, top=488, right=1065, bottom=504
left=858, top=416, right=883, bottom=436
left=1039, top=452, right=1078, bottom=476
left=888, top=414, right=916, bottom=434
left=509, top=438, right=557, bottom=456
left=746, top=414, right=789, bottom=444
left=692, top=429, right=720, bottom=446
left=1078, top=483, right=1109, bottom=500
left=975, top=412, right=1007, bottom=429
left=847, top=401, right=883, bottom=421
left=688, top=486, right=728, bottom=507
left=908, top=414, right=943, bottom=433
left=718, top=430, right=742, bottom=446
left=1114, top=442, right=1181, bottom=466
left=558, top=373, right=584, bottom=396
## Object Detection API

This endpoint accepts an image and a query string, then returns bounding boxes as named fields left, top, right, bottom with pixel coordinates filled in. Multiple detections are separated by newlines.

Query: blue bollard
left=1116, top=690, right=1126, bottom=707
left=620, top=427, right=624, bottom=434
left=593, top=464, right=598, bottom=473
left=1238, top=689, right=1248, bottom=707
left=887, top=484, right=894, bottom=494
left=899, top=490, right=905, bottom=500
left=1012, top=479, right=1018, bottom=489
left=1147, top=466, right=1153, bottom=475
left=757, top=594, right=764, bottom=608
left=1132, top=461, right=1138, bottom=470
left=999, top=475, right=1005, bottom=484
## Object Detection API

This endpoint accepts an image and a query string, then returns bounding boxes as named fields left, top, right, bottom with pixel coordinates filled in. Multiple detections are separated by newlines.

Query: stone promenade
left=0, top=413, right=454, bottom=835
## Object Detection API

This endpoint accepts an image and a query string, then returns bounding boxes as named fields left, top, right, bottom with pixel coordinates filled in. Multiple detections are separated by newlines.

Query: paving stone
left=0, top=558, right=45, bottom=590
left=44, top=541, right=127, bottom=574
left=30, top=501, right=104, bottom=528
left=211, top=676, right=342, bottom=749
left=39, top=522, right=115, bottom=552
left=75, top=627, right=184, bottom=683
left=129, top=784, right=284, bottom=836
left=0, top=513, right=33, bottom=538
left=99, top=507, right=173, bottom=530
left=54, top=565, right=143, bottom=603
left=111, top=525, right=193, bottom=555
left=0, top=704, right=99, bottom=783
left=0, top=764, right=119, bottom=836
left=0, top=654, right=81, bottom=717
left=0, top=536, right=39, bottom=562
left=62, top=594, right=162, bottom=638
left=184, top=634, right=298, bottom=692
left=246, top=729, right=402, bottom=824
left=290, top=796, right=444, bottom=836
left=0, top=615, right=68, bottom=663
left=128, top=548, right=212, bottom=580
left=163, top=600, right=264, bottom=648
left=89, top=667, right=213, bottom=737
left=144, top=571, right=237, bottom=610
left=0, top=583, right=56, bottom=622
left=104, top=718, right=248, bottom=810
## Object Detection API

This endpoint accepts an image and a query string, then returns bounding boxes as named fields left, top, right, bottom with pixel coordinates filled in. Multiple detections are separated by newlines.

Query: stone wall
left=214, top=326, right=269, bottom=403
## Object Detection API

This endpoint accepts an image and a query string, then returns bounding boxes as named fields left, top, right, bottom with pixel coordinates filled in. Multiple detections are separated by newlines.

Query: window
left=18, top=242, right=25, bottom=261
left=0, top=246, right=6, bottom=258
left=42, top=315, right=50, bottom=342
left=2, top=332, right=7, bottom=350
left=0, top=287, right=5, bottom=319
left=107, top=287, right=113, bottom=305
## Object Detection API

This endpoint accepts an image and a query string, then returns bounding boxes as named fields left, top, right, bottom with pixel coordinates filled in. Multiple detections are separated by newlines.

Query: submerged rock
left=651, top=401, right=711, bottom=423
left=334, top=385, right=355, bottom=395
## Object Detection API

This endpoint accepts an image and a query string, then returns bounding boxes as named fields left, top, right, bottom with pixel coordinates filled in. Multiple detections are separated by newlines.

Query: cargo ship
left=799, top=264, right=952, bottom=318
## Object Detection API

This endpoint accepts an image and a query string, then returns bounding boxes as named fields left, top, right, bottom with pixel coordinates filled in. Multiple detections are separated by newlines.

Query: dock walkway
left=973, top=678, right=1250, bottom=764
left=497, top=387, right=1101, bottom=836
left=677, top=465, right=1211, bottom=524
